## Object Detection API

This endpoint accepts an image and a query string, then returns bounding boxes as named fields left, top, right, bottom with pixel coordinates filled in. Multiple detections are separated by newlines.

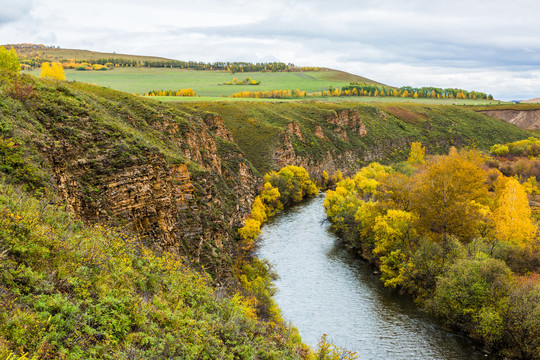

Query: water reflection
left=256, top=196, right=494, bottom=360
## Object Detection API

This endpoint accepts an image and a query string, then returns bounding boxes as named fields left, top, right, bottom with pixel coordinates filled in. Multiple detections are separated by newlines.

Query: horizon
left=1, top=0, right=539, bottom=101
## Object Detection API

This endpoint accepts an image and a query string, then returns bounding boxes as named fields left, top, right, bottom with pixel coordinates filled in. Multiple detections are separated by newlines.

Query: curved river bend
left=257, top=196, right=494, bottom=360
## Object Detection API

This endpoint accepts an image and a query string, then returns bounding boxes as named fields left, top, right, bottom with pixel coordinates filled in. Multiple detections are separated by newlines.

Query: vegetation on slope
left=0, top=180, right=307, bottom=359
left=0, top=69, right=360, bottom=359
left=0, top=69, right=264, bottom=277
left=323, top=145, right=540, bottom=358
left=178, top=101, right=533, bottom=176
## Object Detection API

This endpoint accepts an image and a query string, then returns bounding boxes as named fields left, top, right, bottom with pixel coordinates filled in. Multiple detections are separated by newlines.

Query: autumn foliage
left=0, top=46, right=20, bottom=73
left=323, top=143, right=540, bottom=357
left=40, top=62, right=65, bottom=80
left=238, top=166, right=318, bottom=252
left=144, top=88, right=197, bottom=97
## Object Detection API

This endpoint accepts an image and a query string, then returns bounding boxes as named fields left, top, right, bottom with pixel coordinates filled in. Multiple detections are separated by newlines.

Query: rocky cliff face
left=480, top=109, right=540, bottom=130
left=273, top=109, right=370, bottom=177
left=40, top=99, right=260, bottom=278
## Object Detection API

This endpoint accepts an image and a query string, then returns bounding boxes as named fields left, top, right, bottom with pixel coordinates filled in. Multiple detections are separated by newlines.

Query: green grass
left=157, top=95, right=508, bottom=105
left=175, top=101, right=533, bottom=176
left=23, top=67, right=381, bottom=97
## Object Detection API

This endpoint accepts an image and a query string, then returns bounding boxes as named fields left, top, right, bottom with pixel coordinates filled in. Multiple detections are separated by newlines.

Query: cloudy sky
left=1, top=0, right=539, bottom=100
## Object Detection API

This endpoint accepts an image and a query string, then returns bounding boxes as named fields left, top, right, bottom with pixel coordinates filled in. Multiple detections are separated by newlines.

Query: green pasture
left=22, top=67, right=510, bottom=105
left=22, top=67, right=377, bottom=97
left=151, top=95, right=509, bottom=105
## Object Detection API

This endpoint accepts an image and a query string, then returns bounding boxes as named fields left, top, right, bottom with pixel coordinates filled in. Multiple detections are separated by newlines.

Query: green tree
left=0, top=46, right=20, bottom=73
left=429, top=253, right=513, bottom=344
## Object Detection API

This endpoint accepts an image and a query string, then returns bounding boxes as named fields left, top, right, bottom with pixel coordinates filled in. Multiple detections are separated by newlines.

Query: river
left=256, top=195, right=493, bottom=360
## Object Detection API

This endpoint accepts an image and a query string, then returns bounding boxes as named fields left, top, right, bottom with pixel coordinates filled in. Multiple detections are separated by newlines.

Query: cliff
left=179, top=101, right=533, bottom=178
left=0, top=72, right=534, bottom=277
left=479, top=108, right=540, bottom=130
left=1, top=73, right=260, bottom=278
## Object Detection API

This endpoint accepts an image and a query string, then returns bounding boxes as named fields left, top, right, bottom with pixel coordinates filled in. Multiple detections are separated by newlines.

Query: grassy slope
left=177, top=101, right=534, bottom=176
left=12, top=46, right=171, bottom=62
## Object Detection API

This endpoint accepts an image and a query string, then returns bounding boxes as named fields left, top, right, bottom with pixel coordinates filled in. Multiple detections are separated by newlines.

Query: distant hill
left=4, top=43, right=172, bottom=62
left=4, top=43, right=382, bottom=86
left=522, top=97, right=540, bottom=103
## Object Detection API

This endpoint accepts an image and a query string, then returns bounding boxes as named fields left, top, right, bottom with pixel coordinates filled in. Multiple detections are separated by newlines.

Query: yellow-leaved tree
left=407, top=142, right=426, bottom=165
left=493, top=178, right=536, bottom=246
left=0, top=46, right=20, bottom=73
left=413, top=149, right=489, bottom=241
left=40, top=62, right=66, bottom=80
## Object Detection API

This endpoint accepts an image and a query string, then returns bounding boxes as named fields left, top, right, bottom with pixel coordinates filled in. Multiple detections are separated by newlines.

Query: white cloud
left=0, top=0, right=539, bottom=100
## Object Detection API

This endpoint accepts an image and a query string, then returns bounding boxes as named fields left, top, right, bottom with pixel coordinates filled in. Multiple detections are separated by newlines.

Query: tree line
left=342, top=83, right=493, bottom=100
left=18, top=56, right=323, bottom=73
left=144, top=88, right=197, bottom=97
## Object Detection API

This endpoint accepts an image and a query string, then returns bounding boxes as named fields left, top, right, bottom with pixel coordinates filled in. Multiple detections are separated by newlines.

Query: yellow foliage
left=260, top=182, right=283, bottom=216
left=373, top=210, right=417, bottom=257
left=238, top=218, right=261, bottom=251
left=250, top=196, right=267, bottom=223
left=413, top=148, right=489, bottom=240
left=407, top=142, right=426, bottom=164
left=40, top=62, right=65, bottom=80
left=0, top=46, right=20, bottom=73
left=493, top=178, right=536, bottom=245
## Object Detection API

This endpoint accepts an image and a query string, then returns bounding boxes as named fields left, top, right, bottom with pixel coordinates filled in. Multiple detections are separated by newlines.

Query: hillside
left=522, top=97, right=540, bottom=103
left=0, top=71, right=532, bottom=264
left=0, top=69, right=535, bottom=358
left=177, top=101, right=533, bottom=176
left=7, top=43, right=173, bottom=62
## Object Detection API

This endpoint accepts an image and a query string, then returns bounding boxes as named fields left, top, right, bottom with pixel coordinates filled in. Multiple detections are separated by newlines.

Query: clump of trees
left=323, top=144, right=540, bottom=358
left=144, top=88, right=197, bottom=97
left=238, top=166, right=318, bottom=252
left=223, top=77, right=260, bottom=85
left=0, top=46, right=20, bottom=73
left=491, top=137, right=540, bottom=157
left=40, top=62, right=65, bottom=80
left=19, top=55, right=322, bottom=73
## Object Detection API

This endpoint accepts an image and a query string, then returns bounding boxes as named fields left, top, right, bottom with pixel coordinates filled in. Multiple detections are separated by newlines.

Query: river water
left=256, top=195, right=493, bottom=360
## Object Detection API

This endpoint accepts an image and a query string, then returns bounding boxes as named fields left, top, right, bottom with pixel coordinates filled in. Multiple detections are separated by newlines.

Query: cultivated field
left=23, top=67, right=380, bottom=97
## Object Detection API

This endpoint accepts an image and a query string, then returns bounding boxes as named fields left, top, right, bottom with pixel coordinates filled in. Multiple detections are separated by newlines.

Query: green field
left=153, top=95, right=508, bottom=105
left=22, top=67, right=509, bottom=105
left=23, top=67, right=382, bottom=97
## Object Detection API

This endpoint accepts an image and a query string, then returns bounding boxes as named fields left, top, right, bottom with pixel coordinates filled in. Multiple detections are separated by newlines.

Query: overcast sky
left=1, top=0, right=539, bottom=100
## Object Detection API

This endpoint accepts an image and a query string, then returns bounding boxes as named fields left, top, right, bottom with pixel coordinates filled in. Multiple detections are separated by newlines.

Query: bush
left=428, top=254, right=513, bottom=344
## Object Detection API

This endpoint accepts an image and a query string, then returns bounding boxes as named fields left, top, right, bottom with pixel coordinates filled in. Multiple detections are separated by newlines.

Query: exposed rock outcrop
left=45, top=111, right=259, bottom=278
left=480, top=109, right=540, bottom=130
left=327, top=109, right=367, bottom=138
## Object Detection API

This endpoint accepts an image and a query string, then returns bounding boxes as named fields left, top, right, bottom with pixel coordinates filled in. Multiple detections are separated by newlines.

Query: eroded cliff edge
left=0, top=73, right=533, bottom=279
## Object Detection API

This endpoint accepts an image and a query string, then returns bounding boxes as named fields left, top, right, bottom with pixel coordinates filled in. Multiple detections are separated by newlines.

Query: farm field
left=152, top=95, right=508, bottom=105
left=23, top=67, right=509, bottom=105
left=22, top=67, right=380, bottom=97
